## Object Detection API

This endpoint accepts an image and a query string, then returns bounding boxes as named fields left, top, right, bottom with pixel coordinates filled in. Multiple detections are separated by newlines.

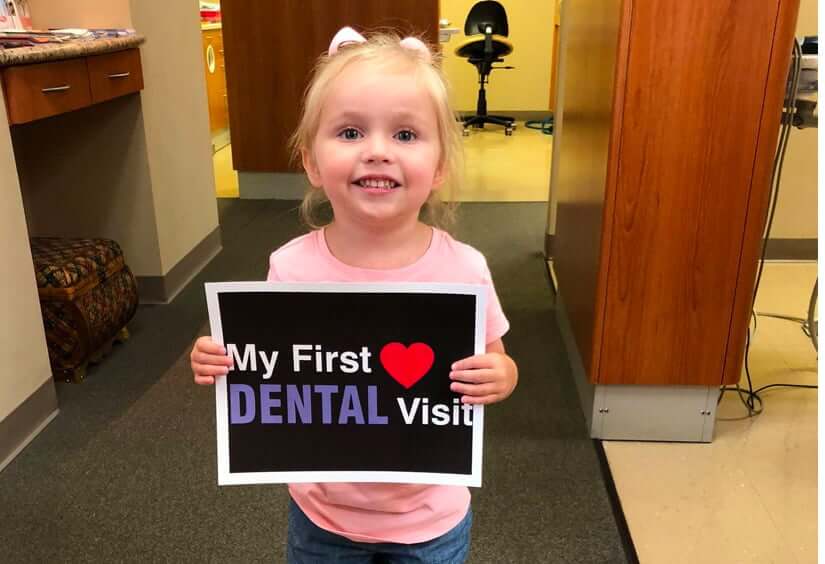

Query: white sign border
left=205, top=281, right=487, bottom=488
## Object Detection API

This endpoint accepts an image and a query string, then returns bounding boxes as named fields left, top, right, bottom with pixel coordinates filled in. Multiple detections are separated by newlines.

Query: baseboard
left=0, top=379, right=59, bottom=474
left=238, top=172, right=307, bottom=200
left=764, top=238, right=817, bottom=260
left=554, top=291, right=595, bottom=434
left=457, top=110, right=553, bottom=122
left=136, top=226, right=222, bottom=304
left=545, top=233, right=554, bottom=258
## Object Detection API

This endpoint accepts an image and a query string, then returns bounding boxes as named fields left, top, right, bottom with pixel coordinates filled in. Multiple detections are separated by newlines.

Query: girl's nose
left=363, top=136, right=392, bottom=163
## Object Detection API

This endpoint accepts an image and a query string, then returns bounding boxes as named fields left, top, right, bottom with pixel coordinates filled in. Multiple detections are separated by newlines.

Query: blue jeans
left=286, top=499, right=472, bottom=564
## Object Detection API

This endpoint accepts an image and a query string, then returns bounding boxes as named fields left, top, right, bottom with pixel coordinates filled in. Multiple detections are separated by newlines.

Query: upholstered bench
left=30, top=237, right=138, bottom=383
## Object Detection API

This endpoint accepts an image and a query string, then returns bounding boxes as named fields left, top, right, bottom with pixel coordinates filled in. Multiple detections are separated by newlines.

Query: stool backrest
left=464, top=0, right=509, bottom=37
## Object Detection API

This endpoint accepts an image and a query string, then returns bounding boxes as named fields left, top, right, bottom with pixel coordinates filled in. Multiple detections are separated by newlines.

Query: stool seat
left=455, top=35, right=513, bottom=59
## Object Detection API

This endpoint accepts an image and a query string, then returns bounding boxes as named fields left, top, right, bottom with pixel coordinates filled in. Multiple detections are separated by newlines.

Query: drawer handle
left=41, top=85, right=71, bottom=93
left=107, top=72, right=131, bottom=79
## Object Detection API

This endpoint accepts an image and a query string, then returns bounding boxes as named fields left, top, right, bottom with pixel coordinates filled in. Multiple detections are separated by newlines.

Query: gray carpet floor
left=0, top=200, right=629, bottom=563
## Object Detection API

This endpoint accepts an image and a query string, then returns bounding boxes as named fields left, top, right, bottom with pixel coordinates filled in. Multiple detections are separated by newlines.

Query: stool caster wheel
left=463, top=129, right=470, bottom=136
left=505, top=127, right=514, bottom=136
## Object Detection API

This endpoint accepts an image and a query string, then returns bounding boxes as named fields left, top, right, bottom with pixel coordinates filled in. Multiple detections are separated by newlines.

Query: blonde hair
left=289, top=30, right=464, bottom=231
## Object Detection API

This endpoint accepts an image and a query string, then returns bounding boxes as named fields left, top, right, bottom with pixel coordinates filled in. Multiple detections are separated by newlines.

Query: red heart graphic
left=379, top=342, right=435, bottom=389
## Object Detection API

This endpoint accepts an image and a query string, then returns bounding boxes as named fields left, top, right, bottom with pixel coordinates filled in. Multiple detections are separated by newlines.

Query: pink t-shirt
left=266, top=227, right=510, bottom=544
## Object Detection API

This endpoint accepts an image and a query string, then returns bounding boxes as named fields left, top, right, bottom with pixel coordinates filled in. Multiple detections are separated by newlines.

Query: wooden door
left=202, top=29, right=229, bottom=134
left=221, top=0, right=439, bottom=173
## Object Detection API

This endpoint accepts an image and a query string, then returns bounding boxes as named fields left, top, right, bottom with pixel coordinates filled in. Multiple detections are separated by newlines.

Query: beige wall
left=14, top=97, right=164, bottom=275
left=15, top=0, right=218, bottom=277
left=29, top=0, right=132, bottom=29
left=771, top=0, right=817, bottom=239
left=0, top=87, right=53, bottom=422
left=440, top=0, right=555, bottom=112
left=3, top=0, right=218, bottom=458
left=129, top=0, right=219, bottom=273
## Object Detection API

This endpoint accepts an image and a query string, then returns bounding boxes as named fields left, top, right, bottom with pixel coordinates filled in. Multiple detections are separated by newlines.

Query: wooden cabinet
left=202, top=29, right=229, bottom=134
left=2, top=59, right=92, bottom=124
left=87, top=49, right=144, bottom=104
left=1, top=49, right=144, bottom=125
left=553, top=0, right=800, bottom=388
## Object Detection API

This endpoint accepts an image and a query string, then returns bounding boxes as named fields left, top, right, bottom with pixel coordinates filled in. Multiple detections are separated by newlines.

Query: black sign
left=206, top=282, right=486, bottom=486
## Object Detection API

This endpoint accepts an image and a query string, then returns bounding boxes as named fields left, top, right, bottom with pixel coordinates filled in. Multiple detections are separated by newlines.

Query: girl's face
left=303, top=61, right=444, bottom=229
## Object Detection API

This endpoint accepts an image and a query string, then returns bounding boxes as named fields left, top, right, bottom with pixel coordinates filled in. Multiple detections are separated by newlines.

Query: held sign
left=205, top=282, right=487, bottom=487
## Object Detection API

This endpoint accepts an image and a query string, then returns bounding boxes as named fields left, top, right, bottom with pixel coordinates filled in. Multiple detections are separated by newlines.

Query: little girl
left=191, top=27, right=518, bottom=563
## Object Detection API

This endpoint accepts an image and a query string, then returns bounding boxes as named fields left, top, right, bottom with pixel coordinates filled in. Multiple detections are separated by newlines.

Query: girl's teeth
left=360, top=179, right=395, bottom=188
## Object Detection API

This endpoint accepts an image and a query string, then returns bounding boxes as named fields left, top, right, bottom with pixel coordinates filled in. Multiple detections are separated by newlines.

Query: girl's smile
left=353, top=174, right=402, bottom=194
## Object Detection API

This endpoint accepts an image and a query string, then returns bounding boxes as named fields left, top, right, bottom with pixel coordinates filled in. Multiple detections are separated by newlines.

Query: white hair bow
left=328, top=26, right=432, bottom=62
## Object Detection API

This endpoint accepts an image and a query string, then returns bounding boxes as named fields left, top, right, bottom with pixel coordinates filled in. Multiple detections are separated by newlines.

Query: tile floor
left=604, top=262, right=818, bottom=564
left=213, top=143, right=239, bottom=199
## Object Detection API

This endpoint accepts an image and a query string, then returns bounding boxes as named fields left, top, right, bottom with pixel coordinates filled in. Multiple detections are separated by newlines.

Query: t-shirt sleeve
left=266, top=255, right=281, bottom=281
left=480, top=260, right=510, bottom=344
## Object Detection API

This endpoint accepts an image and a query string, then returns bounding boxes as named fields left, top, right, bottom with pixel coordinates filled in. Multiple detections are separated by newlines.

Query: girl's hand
left=449, top=341, right=518, bottom=405
left=190, top=336, right=234, bottom=385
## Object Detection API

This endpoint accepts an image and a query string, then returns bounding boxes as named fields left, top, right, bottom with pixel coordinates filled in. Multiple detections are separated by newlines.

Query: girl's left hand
left=449, top=351, right=518, bottom=405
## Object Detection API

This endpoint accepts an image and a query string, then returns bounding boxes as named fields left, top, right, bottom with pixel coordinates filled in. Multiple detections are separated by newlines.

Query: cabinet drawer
left=2, top=59, right=92, bottom=124
left=86, top=49, right=144, bottom=104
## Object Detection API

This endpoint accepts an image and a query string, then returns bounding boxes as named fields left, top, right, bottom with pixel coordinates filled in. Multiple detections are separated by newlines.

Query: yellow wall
left=771, top=0, right=817, bottom=240
left=440, top=0, right=555, bottom=112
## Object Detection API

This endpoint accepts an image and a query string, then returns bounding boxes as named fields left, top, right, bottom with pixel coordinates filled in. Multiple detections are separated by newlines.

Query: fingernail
left=451, top=362, right=457, bottom=369
left=449, top=372, right=455, bottom=379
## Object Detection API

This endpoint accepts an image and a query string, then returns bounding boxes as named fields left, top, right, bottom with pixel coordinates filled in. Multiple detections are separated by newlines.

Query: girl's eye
left=395, top=129, right=417, bottom=142
left=338, top=128, right=362, bottom=140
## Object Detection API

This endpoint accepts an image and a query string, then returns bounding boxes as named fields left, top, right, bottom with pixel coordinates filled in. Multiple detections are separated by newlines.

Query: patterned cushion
left=30, top=237, right=124, bottom=290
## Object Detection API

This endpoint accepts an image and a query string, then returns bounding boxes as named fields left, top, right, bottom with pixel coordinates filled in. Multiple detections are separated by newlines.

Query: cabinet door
left=87, top=49, right=144, bottom=104
left=203, top=30, right=229, bottom=133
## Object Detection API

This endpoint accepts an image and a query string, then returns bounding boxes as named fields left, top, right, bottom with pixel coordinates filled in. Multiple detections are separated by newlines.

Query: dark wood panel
left=598, top=0, right=782, bottom=386
left=2, top=58, right=91, bottom=125
left=221, top=0, right=439, bottom=173
left=552, top=0, right=624, bottom=380
left=722, top=0, right=800, bottom=386
left=86, top=49, right=143, bottom=104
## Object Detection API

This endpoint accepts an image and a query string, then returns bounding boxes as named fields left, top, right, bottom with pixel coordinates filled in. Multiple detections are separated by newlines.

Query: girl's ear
left=301, top=148, right=323, bottom=188
left=432, top=162, right=446, bottom=190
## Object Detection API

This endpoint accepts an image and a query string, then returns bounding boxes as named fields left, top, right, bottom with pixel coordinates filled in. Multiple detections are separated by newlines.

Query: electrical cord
left=719, top=38, right=816, bottom=417
left=525, top=116, right=554, bottom=135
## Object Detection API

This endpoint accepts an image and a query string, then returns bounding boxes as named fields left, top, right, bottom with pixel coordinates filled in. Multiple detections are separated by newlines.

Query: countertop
left=0, top=34, right=145, bottom=67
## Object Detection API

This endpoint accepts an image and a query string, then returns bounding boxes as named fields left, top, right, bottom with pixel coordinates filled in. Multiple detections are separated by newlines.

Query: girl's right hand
left=191, top=336, right=234, bottom=385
